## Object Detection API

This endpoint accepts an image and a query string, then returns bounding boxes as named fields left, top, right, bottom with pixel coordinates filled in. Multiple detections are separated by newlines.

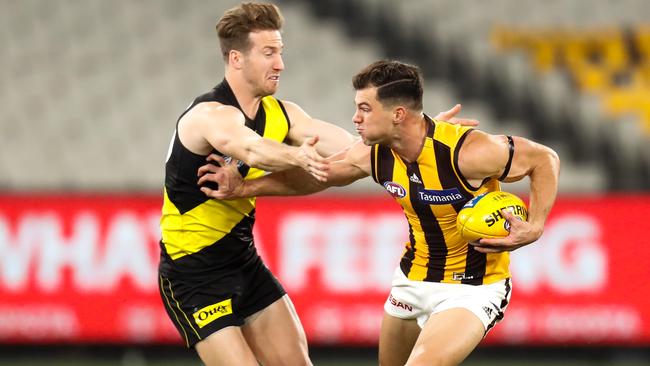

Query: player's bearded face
left=243, top=30, right=284, bottom=96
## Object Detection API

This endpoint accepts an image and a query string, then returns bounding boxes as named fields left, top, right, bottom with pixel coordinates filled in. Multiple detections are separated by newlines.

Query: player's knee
left=265, top=353, right=311, bottom=366
left=379, top=350, right=406, bottom=366
left=405, top=357, right=446, bottom=366
left=379, top=357, right=405, bottom=366
left=264, top=341, right=311, bottom=366
left=378, top=351, right=388, bottom=365
left=404, top=345, right=453, bottom=366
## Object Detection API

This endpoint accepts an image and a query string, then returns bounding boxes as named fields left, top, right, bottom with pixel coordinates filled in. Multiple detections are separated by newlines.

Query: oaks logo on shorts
left=193, top=298, right=233, bottom=328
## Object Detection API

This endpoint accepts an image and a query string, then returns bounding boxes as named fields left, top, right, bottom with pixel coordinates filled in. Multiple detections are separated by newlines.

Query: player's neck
left=224, top=74, right=263, bottom=120
left=391, top=114, right=427, bottom=163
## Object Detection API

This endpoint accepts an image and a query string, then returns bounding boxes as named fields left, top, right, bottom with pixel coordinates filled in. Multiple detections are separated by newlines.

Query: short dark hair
left=352, top=60, right=423, bottom=111
left=216, top=2, right=284, bottom=60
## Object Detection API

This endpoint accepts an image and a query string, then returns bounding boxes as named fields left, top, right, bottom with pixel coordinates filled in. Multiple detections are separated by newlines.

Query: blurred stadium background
left=1, top=0, right=649, bottom=365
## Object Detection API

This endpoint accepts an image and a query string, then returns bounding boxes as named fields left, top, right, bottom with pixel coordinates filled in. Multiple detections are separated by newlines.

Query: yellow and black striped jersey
left=160, top=80, right=290, bottom=275
left=370, top=115, right=509, bottom=285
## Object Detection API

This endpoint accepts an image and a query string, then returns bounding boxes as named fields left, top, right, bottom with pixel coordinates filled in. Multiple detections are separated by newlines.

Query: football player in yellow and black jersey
left=198, top=60, right=560, bottom=366
left=158, top=3, right=361, bottom=366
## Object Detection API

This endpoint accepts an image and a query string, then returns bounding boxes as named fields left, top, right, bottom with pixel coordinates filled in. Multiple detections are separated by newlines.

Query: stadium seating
left=319, top=0, right=649, bottom=191
left=0, top=0, right=384, bottom=191
left=2, top=0, right=647, bottom=192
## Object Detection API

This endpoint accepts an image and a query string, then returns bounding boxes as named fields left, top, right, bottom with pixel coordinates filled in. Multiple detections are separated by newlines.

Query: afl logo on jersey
left=383, top=181, right=407, bottom=198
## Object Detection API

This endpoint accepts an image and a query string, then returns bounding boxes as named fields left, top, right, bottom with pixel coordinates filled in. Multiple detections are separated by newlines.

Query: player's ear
left=393, top=106, right=406, bottom=124
left=229, top=50, right=244, bottom=69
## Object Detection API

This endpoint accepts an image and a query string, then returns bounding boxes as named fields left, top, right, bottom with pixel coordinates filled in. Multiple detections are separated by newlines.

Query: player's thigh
left=405, top=308, right=484, bottom=366
left=241, top=294, right=311, bottom=366
left=195, top=326, right=258, bottom=366
left=379, top=312, right=421, bottom=366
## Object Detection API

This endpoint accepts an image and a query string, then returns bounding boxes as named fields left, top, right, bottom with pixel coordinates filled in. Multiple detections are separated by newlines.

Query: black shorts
left=158, top=253, right=286, bottom=348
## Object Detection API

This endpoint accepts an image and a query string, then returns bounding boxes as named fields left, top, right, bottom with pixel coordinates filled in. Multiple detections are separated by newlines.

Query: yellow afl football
left=456, top=191, right=528, bottom=242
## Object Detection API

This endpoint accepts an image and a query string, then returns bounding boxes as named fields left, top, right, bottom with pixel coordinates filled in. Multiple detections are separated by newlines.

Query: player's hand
left=197, top=154, right=244, bottom=200
left=298, top=136, right=329, bottom=182
left=470, top=209, right=542, bottom=253
left=434, top=104, right=479, bottom=127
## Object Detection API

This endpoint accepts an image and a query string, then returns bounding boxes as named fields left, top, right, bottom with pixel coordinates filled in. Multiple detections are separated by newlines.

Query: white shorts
left=383, top=267, right=512, bottom=333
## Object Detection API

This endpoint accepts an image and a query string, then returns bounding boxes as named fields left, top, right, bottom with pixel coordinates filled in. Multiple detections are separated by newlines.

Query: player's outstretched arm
left=458, top=131, right=560, bottom=252
left=198, top=141, right=372, bottom=199
left=181, top=103, right=329, bottom=181
left=282, top=102, right=479, bottom=157
left=282, top=101, right=358, bottom=157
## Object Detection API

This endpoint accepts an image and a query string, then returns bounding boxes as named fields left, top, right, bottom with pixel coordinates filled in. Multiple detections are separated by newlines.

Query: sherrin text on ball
left=456, top=191, right=528, bottom=242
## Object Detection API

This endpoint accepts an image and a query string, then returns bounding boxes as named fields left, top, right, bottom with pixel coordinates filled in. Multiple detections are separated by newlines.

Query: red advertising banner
left=0, top=194, right=649, bottom=345
left=0, top=195, right=174, bottom=344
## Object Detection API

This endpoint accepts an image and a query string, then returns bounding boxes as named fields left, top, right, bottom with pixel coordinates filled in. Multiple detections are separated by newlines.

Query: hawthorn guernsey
left=417, top=188, right=464, bottom=205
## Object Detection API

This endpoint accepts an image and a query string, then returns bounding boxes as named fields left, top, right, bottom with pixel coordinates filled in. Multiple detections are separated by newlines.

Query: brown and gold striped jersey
left=370, top=115, right=509, bottom=285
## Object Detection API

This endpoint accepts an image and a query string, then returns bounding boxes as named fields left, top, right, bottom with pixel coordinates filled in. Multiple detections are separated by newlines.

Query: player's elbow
left=544, top=145, right=561, bottom=173
left=528, top=144, right=561, bottom=184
